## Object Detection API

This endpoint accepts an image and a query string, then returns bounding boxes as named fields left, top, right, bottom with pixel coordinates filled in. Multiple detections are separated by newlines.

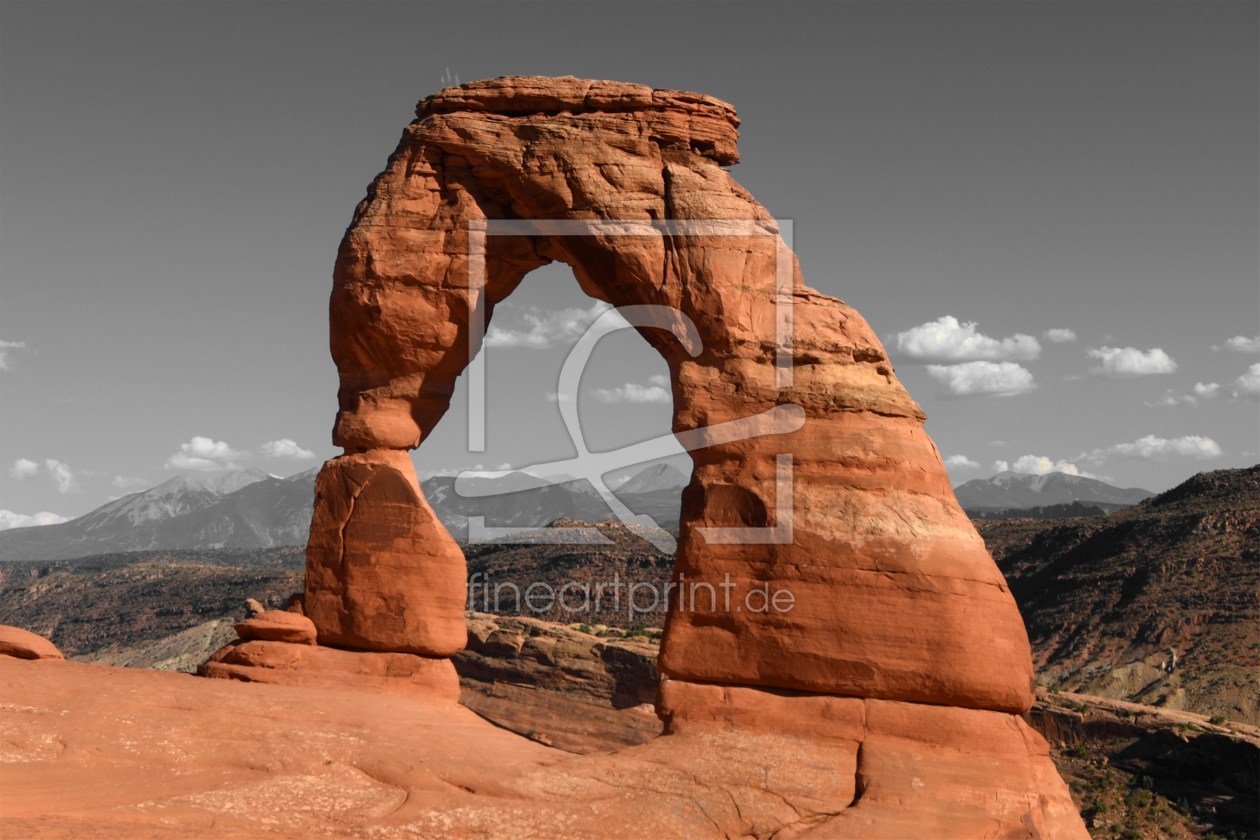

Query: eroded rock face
left=311, top=74, right=1033, bottom=712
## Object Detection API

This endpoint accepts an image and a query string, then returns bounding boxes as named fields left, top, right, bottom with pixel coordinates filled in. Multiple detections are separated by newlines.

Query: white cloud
left=1016, top=455, right=1087, bottom=476
left=1087, top=346, right=1177, bottom=376
left=1213, top=335, right=1260, bottom=353
left=1043, top=328, right=1077, bottom=344
left=1194, top=382, right=1222, bottom=399
left=112, top=475, right=151, bottom=491
left=892, top=316, right=1040, bottom=362
left=590, top=374, right=672, bottom=404
left=1148, top=390, right=1198, bottom=408
left=0, top=510, right=69, bottom=531
left=259, top=439, right=316, bottom=460
left=1233, top=363, right=1260, bottom=398
left=1093, top=434, right=1222, bottom=461
left=43, top=459, right=78, bottom=494
left=0, top=339, right=27, bottom=372
left=165, top=436, right=248, bottom=471
left=484, top=301, right=624, bottom=349
left=944, top=454, right=980, bottom=469
left=7, top=457, right=79, bottom=492
left=925, top=361, right=1036, bottom=397
left=1148, top=381, right=1224, bottom=408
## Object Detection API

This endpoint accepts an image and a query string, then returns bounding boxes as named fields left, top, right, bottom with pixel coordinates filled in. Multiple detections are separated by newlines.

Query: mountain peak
left=610, top=462, right=690, bottom=494
left=956, top=471, right=1153, bottom=514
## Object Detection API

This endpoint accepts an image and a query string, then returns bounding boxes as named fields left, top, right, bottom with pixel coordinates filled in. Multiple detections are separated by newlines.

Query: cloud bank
left=926, top=361, right=1036, bottom=396
left=165, top=436, right=248, bottom=471
left=1213, top=335, right=1260, bottom=353
left=0, top=339, right=28, bottom=372
left=893, top=316, right=1040, bottom=362
left=484, top=302, right=624, bottom=349
left=591, top=374, right=671, bottom=404
left=1087, top=346, right=1177, bottom=376
left=0, top=510, right=69, bottom=531
left=8, top=458, right=79, bottom=493
left=260, top=439, right=316, bottom=460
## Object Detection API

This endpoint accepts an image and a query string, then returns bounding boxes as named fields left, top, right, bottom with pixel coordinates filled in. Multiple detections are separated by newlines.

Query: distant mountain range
left=953, top=471, right=1153, bottom=516
left=0, top=460, right=691, bottom=563
left=0, top=463, right=1161, bottom=562
left=0, top=469, right=319, bottom=563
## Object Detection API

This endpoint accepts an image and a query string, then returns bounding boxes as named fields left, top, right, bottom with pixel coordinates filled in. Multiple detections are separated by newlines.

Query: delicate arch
left=305, top=76, right=1035, bottom=714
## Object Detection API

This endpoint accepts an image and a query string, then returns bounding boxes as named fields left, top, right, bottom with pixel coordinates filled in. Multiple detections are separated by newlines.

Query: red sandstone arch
left=304, top=76, right=1035, bottom=715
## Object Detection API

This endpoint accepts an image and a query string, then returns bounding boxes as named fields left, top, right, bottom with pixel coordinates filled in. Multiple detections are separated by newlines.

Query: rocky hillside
left=980, top=466, right=1260, bottom=725
left=0, top=548, right=304, bottom=660
left=463, top=519, right=676, bottom=626
left=1032, top=690, right=1258, bottom=838
left=457, top=613, right=663, bottom=753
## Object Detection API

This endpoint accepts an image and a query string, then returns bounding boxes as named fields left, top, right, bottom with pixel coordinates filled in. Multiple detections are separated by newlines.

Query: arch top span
left=307, top=76, right=1038, bottom=717
left=414, top=75, right=741, bottom=164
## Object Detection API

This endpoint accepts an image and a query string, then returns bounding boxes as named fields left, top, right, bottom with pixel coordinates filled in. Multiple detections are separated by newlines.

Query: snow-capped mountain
left=0, top=469, right=316, bottom=562
left=953, top=471, right=1153, bottom=514
left=609, top=462, right=690, bottom=494
left=74, top=469, right=273, bottom=532
left=0, top=461, right=690, bottom=561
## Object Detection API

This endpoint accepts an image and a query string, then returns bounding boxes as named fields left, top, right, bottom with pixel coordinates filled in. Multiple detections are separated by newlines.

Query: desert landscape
left=2, top=3, right=1257, bottom=839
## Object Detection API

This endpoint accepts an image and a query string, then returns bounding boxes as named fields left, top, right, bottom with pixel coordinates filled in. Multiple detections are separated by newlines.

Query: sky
left=1, top=0, right=1257, bottom=528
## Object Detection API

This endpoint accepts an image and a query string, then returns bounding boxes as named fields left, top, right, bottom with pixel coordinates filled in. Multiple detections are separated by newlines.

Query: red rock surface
left=0, top=624, right=63, bottom=660
left=305, top=449, right=465, bottom=654
left=0, top=658, right=1087, bottom=838
left=233, top=609, right=316, bottom=645
left=199, top=639, right=460, bottom=701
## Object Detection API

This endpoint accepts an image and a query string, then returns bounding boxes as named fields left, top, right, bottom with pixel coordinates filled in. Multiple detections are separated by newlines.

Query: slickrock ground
left=1, top=657, right=1086, bottom=838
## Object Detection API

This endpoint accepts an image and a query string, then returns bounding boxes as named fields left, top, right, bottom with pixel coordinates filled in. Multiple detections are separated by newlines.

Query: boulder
left=234, top=610, right=317, bottom=645
left=0, top=625, right=63, bottom=661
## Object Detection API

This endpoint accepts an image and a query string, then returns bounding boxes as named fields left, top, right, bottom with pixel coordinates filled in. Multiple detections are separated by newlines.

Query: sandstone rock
left=200, top=639, right=459, bottom=701
left=304, top=449, right=466, bottom=655
left=0, top=625, right=62, bottom=660
left=233, top=609, right=317, bottom=645
left=244, top=597, right=265, bottom=617
left=0, top=658, right=1090, bottom=838
left=458, top=681, right=662, bottom=754
left=313, top=74, right=1034, bottom=712
left=457, top=613, right=659, bottom=708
